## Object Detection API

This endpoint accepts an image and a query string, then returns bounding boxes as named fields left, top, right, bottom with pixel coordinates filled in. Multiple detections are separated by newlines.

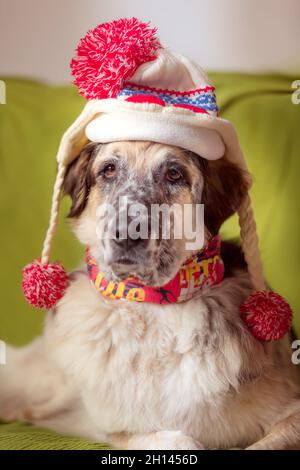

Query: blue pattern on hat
left=118, top=84, right=219, bottom=113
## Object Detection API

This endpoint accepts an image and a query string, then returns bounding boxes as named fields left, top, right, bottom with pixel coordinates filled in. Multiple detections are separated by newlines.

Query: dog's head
left=64, top=141, right=248, bottom=285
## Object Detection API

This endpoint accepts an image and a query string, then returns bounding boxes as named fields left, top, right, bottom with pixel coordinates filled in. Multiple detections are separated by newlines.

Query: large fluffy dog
left=1, top=141, right=300, bottom=450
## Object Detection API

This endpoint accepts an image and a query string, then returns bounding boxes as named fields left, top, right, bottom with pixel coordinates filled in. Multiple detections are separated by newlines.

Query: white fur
left=2, top=268, right=299, bottom=449
left=1, top=142, right=300, bottom=450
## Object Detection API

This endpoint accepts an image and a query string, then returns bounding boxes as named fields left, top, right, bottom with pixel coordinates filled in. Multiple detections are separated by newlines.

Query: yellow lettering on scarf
left=95, top=272, right=105, bottom=289
left=106, top=282, right=116, bottom=295
left=101, top=281, right=119, bottom=298
left=115, top=282, right=126, bottom=298
left=200, top=259, right=210, bottom=277
left=213, top=255, right=220, bottom=264
left=180, top=269, right=188, bottom=288
left=189, top=262, right=199, bottom=282
left=126, top=288, right=145, bottom=302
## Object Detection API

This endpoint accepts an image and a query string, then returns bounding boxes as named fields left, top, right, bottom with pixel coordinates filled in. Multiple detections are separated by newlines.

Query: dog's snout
left=113, top=220, right=150, bottom=251
left=104, top=190, right=157, bottom=266
left=112, top=235, right=149, bottom=251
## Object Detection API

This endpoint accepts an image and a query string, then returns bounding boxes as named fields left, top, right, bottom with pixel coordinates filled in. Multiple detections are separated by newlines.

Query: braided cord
left=238, top=193, right=266, bottom=292
left=41, top=163, right=67, bottom=264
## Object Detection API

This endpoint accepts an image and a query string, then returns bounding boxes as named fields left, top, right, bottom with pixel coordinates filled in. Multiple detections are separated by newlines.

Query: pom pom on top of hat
left=70, top=17, right=161, bottom=100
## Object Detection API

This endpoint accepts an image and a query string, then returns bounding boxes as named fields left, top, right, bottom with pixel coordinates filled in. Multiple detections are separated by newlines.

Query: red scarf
left=86, top=235, right=224, bottom=304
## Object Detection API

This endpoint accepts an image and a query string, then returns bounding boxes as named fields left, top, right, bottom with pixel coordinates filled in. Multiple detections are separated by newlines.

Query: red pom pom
left=70, top=17, right=161, bottom=100
left=240, top=291, right=293, bottom=341
left=22, top=261, right=68, bottom=309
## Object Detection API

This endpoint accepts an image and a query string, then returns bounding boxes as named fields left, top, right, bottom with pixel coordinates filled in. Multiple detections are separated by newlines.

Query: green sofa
left=0, top=73, right=299, bottom=449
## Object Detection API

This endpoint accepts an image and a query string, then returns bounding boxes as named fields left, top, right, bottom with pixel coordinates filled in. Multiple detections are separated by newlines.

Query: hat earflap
left=21, top=99, right=108, bottom=309
left=22, top=163, right=69, bottom=309
left=238, top=193, right=292, bottom=341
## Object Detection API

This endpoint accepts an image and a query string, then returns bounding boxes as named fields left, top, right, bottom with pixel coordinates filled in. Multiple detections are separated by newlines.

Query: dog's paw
left=0, top=393, right=73, bottom=424
left=132, top=430, right=204, bottom=450
left=0, top=378, right=75, bottom=424
left=0, top=396, right=26, bottom=422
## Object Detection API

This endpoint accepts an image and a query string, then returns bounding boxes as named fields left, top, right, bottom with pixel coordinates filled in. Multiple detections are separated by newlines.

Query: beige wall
left=0, top=0, right=299, bottom=83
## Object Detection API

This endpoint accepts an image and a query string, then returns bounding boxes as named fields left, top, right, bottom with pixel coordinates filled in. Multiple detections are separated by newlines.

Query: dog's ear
left=202, top=158, right=249, bottom=235
left=63, top=142, right=99, bottom=217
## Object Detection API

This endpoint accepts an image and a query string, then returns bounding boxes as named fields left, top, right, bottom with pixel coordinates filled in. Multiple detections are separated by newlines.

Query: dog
left=1, top=141, right=300, bottom=450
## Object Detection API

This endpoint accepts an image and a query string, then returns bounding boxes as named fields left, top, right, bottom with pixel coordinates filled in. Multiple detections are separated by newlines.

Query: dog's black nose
left=113, top=227, right=149, bottom=251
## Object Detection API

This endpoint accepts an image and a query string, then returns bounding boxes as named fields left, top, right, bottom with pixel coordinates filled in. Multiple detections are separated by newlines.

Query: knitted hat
left=22, top=18, right=292, bottom=341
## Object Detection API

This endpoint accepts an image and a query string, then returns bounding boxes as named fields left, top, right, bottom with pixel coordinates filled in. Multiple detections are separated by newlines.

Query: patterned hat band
left=118, top=83, right=219, bottom=116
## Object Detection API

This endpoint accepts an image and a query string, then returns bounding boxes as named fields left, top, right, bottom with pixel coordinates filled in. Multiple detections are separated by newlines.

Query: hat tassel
left=22, top=163, right=69, bottom=309
left=238, top=193, right=292, bottom=341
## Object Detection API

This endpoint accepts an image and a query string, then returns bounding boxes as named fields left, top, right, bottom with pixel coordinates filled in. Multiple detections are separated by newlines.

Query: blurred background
left=0, top=0, right=300, bottom=450
left=1, top=0, right=300, bottom=82
left=0, top=0, right=300, bottom=346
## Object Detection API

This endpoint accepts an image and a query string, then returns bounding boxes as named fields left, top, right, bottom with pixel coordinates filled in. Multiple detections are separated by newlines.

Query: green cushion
left=0, top=422, right=110, bottom=450
left=0, top=73, right=299, bottom=449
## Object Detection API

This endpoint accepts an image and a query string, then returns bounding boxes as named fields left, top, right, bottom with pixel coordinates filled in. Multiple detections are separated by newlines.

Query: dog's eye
left=166, top=168, right=183, bottom=183
left=101, top=163, right=116, bottom=178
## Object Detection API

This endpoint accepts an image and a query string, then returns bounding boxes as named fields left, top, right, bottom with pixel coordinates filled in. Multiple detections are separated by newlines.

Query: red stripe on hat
left=126, top=94, right=165, bottom=106
left=173, top=103, right=208, bottom=114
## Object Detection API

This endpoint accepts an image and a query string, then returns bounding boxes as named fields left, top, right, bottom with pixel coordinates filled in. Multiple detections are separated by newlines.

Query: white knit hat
left=22, top=17, right=292, bottom=341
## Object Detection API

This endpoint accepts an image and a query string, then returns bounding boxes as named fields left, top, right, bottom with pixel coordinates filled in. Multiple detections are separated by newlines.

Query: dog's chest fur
left=45, top=268, right=296, bottom=448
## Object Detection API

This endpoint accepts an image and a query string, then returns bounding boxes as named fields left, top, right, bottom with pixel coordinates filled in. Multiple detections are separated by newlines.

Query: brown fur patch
left=63, top=143, right=100, bottom=217
left=221, top=241, right=247, bottom=278
left=201, top=159, right=249, bottom=235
